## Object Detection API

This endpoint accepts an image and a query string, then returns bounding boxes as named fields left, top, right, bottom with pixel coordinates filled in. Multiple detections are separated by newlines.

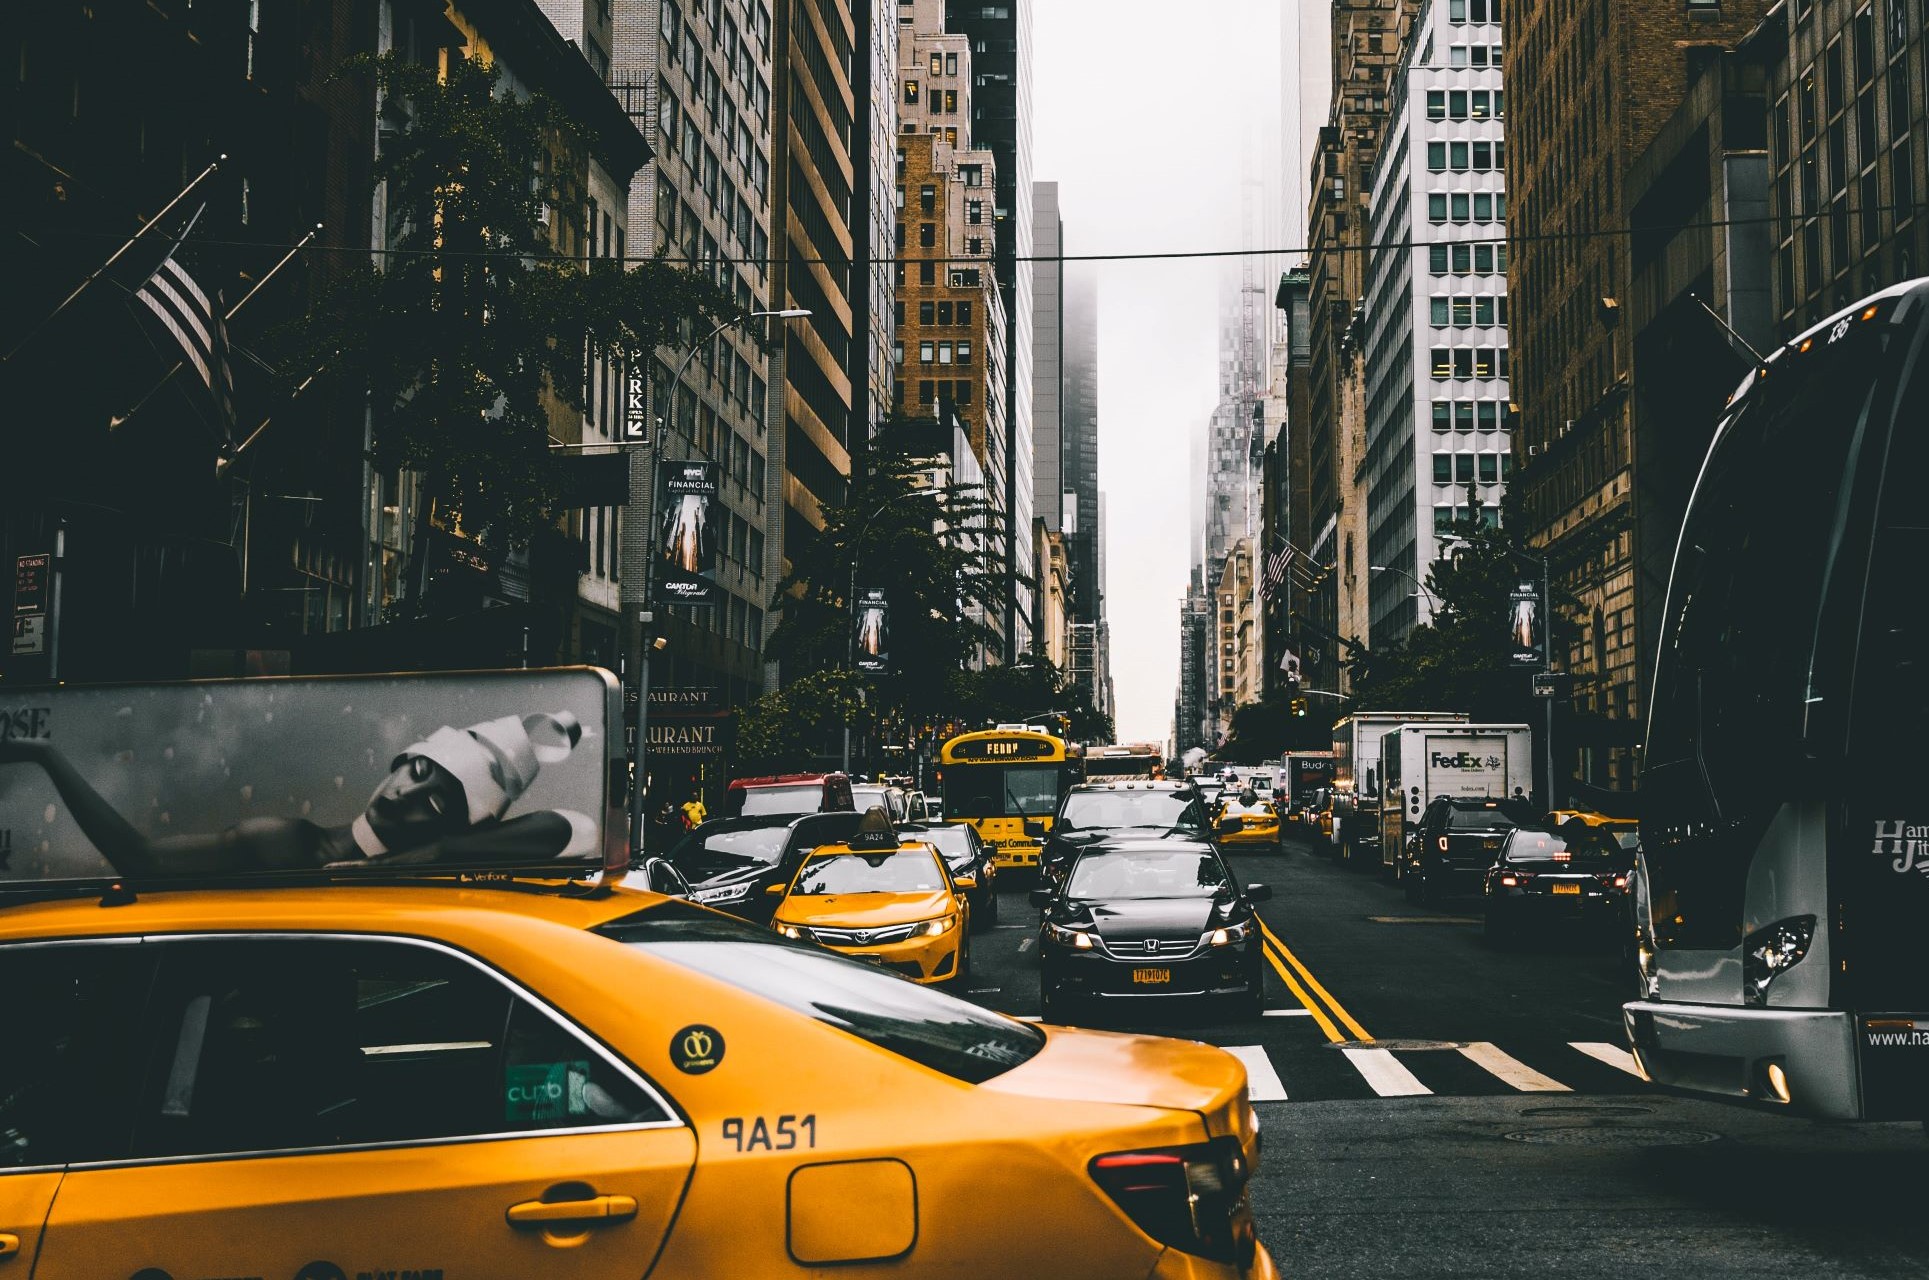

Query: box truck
left=1329, top=712, right=1469, bottom=866
left=1280, top=751, right=1335, bottom=822
left=1377, top=723, right=1535, bottom=875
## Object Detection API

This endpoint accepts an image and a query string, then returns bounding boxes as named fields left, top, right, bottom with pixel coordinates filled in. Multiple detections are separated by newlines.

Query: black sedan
left=1033, top=839, right=1271, bottom=1022
left=1041, top=782, right=1221, bottom=887
left=900, top=821, right=1000, bottom=928
left=1480, top=824, right=1630, bottom=946
left=664, top=810, right=863, bottom=923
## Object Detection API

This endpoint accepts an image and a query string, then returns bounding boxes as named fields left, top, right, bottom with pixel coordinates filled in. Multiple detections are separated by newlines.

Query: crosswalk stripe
left=1458, top=1042, right=1572, bottom=1092
left=1342, top=1047, right=1433, bottom=1097
left=1570, top=1041, right=1646, bottom=1079
left=1226, top=1045, right=1288, bottom=1102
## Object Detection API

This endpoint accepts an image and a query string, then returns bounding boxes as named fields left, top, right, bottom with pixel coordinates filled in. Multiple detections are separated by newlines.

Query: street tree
left=945, top=659, right=1113, bottom=744
left=284, top=52, right=738, bottom=552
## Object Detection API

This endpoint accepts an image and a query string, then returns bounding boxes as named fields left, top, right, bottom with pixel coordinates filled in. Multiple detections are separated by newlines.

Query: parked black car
left=1480, top=824, right=1630, bottom=946
left=1032, top=838, right=1271, bottom=1022
left=900, top=821, right=1000, bottom=928
left=1041, top=782, right=1224, bottom=886
left=665, top=810, right=864, bottom=923
left=1402, top=796, right=1540, bottom=901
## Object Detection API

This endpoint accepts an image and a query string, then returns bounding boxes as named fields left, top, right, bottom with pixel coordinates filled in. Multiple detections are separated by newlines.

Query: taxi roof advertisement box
left=0, top=667, right=624, bottom=885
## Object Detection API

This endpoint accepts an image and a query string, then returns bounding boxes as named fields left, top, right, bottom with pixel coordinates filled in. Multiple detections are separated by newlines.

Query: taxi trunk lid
left=980, top=1025, right=1256, bottom=1148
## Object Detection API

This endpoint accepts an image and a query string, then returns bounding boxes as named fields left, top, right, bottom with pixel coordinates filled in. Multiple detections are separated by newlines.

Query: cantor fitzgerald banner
left=854, top=588, right=889, bottom=675
left=655, top=460, right=720, bottom=607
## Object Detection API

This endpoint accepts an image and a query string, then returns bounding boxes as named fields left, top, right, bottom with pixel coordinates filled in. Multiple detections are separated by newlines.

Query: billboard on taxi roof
left=0, top=668, right=623, bottom=885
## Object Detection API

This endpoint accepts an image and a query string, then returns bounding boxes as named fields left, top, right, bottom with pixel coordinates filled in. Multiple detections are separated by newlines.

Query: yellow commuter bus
left=938, top=725, right=1074, bottom=871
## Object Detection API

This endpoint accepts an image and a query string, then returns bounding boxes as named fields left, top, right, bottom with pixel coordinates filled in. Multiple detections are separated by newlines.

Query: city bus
left=1625, top=280, right=1929, bottom=1122
left=1081, top=742, right=1165, bottom=782
left=938, top=725, right=1074, bottom=871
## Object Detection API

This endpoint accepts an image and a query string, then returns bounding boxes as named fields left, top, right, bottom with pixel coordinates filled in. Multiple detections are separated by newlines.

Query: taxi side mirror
left=1245, top=883, right=1273, bottom=901
left=765, top=883, right=786, bottom=896
left=1029, top=888, right=1054, bottom=908
left=953, top=874, right=977, bottom=891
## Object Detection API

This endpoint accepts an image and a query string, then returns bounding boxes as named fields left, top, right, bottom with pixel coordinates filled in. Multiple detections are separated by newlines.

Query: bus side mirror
left=1023, top=819, right=1045, bottom=838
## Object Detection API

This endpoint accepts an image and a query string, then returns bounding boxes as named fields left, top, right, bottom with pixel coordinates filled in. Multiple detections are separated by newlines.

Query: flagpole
left=3, top=155, right=226, bottom=363
left=216, top=352, right=332, bottom=476
left=110, top=223, right=321, bottom=432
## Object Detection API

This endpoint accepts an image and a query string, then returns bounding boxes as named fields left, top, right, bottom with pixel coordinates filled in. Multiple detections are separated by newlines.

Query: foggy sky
left=1034, top=1, right=1285, bottom=743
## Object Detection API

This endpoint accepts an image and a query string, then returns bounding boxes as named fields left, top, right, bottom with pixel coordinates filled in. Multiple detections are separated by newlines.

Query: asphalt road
left=959, top=828, right=1929, bottom=1278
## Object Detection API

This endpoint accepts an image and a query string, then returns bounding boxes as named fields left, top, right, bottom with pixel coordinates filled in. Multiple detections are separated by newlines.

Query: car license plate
left=1550, top=882, right=1581, bottom=895
left=1132, top=968, right=1172, bottom=985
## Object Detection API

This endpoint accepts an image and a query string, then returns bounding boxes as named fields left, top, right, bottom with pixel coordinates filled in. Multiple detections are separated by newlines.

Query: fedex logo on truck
left=1430, top=751, right=1503, bottom=771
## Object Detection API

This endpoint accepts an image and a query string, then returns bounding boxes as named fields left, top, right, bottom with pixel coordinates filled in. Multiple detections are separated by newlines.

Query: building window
left=938, top=341, right=953, bottom=364
left=1427, top=90, right=1447, bottom=119
left=931, top=50, right=943, bottom=76
left=1431, top=348, right=1452, bottom=379
left=946, top=52, right=958, bottom=76
left=920, top=184, right=936, bottom=212
left=967, top=199, right=983, bottom=224
left=1427, top=142, right=1448, bottom=170
left=1429, top=193, right=1448, bottom=221
left=919, top=341, right=934, bottom=363
left=1478, top=401, right=1499, bottom=430
left=1449, top=89, right=1468, bottom=118
left=1455, top=401, right=1476, bottom=430
left=1451, top=192, right=1471, bottom=221
left=905, top=79, right=920, bottom=103
left=1431, top=296, right=1451, bottom=325
left=1433, top=401, right=1453, bottom=430
left=957, top=341, right=973, bottom=365
left=1433, top=454, right=1453, bottom=483
left=1479, top=453, right=1499, bottom=483
left=920, top=223, right=936, bottom=247
left=1450, top=141, right=1469, bottom=170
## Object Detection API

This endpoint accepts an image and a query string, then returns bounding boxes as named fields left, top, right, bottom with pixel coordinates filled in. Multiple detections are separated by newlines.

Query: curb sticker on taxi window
left=671, top=1024, right=726, bottom=1074
left=505, top=1060, right=592, bottom=1123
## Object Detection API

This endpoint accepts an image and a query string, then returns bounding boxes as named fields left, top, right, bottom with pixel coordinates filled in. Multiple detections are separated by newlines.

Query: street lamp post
left=1368, top=564, right=1441, bottom=615
left=620, top=308, right=810, bottom=857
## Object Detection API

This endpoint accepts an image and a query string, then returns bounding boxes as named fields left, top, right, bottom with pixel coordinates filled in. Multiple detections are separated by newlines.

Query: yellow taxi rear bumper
left=1219, top=825, right=1281, bottom=845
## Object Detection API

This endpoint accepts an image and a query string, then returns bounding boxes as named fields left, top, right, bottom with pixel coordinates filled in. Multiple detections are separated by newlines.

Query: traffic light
left=1291, top=697, right=1308, bottom=717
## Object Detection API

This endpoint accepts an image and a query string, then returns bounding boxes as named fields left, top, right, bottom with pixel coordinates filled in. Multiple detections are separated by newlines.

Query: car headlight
left=1044, top=921, right=1096, bottom=949
left=920, top=914, right=958, bottom=938
left=1207, top=918, right=1255, bottom=947
left=1743, top=915, right=1816, bottom=1005
left=694, top=881, right=753, bottom=904
left=775, top=922, right=812, bottom=941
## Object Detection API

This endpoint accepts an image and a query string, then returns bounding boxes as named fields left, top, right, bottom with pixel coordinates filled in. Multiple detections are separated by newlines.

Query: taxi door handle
left=0, top=1233, right=19, bottom=1260
left=506, top=1195, right=638, bottom=1227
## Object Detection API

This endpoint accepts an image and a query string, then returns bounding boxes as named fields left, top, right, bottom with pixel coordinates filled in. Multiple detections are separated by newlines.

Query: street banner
left=0, top=668, right=624, bottom=883
left=854, top=587, right=890, bottom=674
left=1508, top=578, right=1548, bottom=669
left=654, top=459, right=720, bottom=607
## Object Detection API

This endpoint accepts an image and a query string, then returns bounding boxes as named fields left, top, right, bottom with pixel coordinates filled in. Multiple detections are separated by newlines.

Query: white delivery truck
left=1329, top=711, right=1469, bottom=867
left=1377, top=723, right=1535, bottom=874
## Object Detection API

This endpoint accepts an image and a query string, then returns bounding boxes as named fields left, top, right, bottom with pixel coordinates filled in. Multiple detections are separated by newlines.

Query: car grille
left=811, top=922, right=921, bottom=946
left=1099, top=935, right=1203, bottom=961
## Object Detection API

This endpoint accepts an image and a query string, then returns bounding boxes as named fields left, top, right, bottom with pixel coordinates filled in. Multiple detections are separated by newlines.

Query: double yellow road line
left=1256, top=915, right=1372, bottom=1044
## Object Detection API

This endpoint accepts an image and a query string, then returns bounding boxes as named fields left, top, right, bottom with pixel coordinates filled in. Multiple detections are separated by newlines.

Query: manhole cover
left=1325, top=1039, right=1467, bottom=1052
left=1519, top=1105, right=1653, bottom=1117
left=1503, top=1125, right=1721, bottom=1147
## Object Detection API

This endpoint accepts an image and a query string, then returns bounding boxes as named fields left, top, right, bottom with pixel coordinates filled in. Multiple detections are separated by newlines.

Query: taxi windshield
left=793, top=849, right=944, bottom=895
left=1068, top=850, right=1230, bottom=900
left=599, top=905, right=1043, bottom=1084
left=1058, top=790, right=1202, bottom=830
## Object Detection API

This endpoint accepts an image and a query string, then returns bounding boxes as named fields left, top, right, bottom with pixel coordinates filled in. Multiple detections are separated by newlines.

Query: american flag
left=1261, top=543, right=1294, bottom=600
left=130, top=233, right=236, bottom=442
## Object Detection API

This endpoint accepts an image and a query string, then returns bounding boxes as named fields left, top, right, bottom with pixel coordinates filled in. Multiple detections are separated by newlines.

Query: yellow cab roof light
left=850, top=806, right=901, bottom=852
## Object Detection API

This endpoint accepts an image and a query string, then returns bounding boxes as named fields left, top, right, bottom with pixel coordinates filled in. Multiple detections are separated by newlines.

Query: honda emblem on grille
left=1144, top=938, right=1161, bottom=955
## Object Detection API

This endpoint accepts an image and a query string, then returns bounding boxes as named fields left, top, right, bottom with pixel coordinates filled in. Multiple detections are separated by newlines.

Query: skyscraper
left=944, top=0, right=1034, bottom=658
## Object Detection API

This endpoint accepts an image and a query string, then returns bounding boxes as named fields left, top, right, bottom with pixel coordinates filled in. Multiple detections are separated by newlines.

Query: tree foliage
left=767, top=426, right=1004, bottom=720
left=1342, top=502, right=1569, bottom=724
left=284, top=53, right=738, bottom=547
left=944, top=660, right=1113, bottom=744
left=733, top=668, right=867, bottom=774
left=1215, top=693, right=1331, bottom=763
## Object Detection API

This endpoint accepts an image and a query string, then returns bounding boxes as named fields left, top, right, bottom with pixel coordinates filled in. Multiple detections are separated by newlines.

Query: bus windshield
left=942, top=765, right=1060, bottom=819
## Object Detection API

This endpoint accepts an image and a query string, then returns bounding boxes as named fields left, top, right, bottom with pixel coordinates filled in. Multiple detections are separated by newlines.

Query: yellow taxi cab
left=1216, top=795, right=1283, bottom=850
left=0, top=669, right=1280, bottom=1279
left=767, top=807, right=973, bottom=984
left=1546, top=808, right=1640, bottom=852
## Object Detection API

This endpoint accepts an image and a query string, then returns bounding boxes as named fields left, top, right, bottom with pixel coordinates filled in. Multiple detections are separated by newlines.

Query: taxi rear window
left=597, top=905, right=1043, bottom=1084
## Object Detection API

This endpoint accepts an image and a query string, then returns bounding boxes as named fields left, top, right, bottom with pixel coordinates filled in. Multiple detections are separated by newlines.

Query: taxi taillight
left=1089, top=1136, right=1252, bottom=1265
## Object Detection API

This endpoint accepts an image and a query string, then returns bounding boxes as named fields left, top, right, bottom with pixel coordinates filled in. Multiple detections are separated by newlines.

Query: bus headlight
left=1743, top=916, right=1816, bottom=1006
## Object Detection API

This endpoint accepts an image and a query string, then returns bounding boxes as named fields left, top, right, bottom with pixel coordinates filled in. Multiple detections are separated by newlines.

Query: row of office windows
left=894, top=379, right=978, bottom=408
left=894, top=339, right=976, bottom=365
left=1425, top=139, right=1506, bottom=172
left=1428, top=242, right=1509, bottom=275
left=1429, top=347, right=1511, bottom=379
left=1425, top=88, right=1505, bottom=120
left=1426, top=190, right=1508, bottom=223
left=1432, top=451, right=1513, bottom=484
left=895, top=299, right=977, bottom=327
left=1429, top=294, right=1509, bottom=327
left=1432, top=399, right=1508, bottom=431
